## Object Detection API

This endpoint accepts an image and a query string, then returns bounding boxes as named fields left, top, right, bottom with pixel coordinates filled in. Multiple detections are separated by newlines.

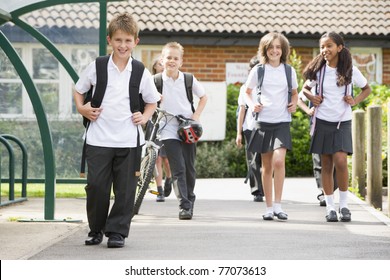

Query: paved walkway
left=0, top=178, right=389, bottom=260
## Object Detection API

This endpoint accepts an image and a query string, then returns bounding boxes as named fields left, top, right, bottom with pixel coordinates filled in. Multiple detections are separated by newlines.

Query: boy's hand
left=132, top=111, right=147, bottom=125
left=80, top=102, right=103, bottom=122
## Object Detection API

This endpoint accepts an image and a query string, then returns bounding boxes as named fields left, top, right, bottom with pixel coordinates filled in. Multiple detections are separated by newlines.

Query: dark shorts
left=247, top=122, right=292, bottom=153
left=309, top=118, right=352, bottom=155
left=154, top=139, right=167, bottom=158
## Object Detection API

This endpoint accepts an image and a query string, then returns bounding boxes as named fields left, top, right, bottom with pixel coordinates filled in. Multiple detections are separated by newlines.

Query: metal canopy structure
left=0, top=0, right=119, bottom=220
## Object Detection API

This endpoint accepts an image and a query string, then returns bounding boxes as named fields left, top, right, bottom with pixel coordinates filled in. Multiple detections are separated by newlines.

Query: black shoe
left=253, top=195, right=264, bottom=202
left=107, top=233, right=125, bottom=248
left=262, top=212, right=274, bottom=221
left=317, top=192, right=326, bottom=206
left=164, top=178, right=172, bottom=197
left=179, top=209, right=192, bottom=220
left=85, top=231, right=103, bottom=245
left=274, top=211, right=288, bottom=220
left=326, top=210, right=338, bottom=222
left=339, top=207, right=351, bottom=222
left=156, top=186, right=165, bottom=202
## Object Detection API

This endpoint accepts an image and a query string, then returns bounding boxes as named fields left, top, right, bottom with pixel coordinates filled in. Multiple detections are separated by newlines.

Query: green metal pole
left=99, top=0, right=108, bottom=56
left=2, top=135, right=28, bottom=198
left=0, top=31, right=56, bottom=220
left=0, top=136, right=15, bottom=201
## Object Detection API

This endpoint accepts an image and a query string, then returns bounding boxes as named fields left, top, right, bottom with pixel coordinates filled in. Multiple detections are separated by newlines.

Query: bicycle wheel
left=133, top=146, right=158, bottom=216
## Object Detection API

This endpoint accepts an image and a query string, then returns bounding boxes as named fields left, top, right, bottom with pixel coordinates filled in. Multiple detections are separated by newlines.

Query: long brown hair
left=303, top=32, right=352, bottom=86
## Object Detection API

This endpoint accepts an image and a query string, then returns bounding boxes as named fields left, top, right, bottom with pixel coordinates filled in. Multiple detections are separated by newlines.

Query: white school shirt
left=238, top=85, right=256, bottom=131
left=75, top=55, right=161, bottom=148
left=306, top=65, right=367, bottom=122
left=159, top=71, right=206, bottom=141
left=245, top=63, right=298, bottom=123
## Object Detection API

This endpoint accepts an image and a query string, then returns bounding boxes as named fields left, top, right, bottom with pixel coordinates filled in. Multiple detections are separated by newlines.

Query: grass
left=1, top=183, right=87, bottom=198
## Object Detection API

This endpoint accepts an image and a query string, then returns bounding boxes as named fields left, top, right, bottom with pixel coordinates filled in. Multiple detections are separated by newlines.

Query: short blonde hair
left=107, top=13, right=139, bottom=40
left=161, top=42, right=184, bottom=57
left=258, top=32, right=290, bottom=64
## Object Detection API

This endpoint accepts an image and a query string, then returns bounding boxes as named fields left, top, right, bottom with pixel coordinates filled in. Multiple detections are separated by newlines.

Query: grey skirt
left=247, top=122, right=292, bottom=153
left=309, top=118, right=352, bottom=155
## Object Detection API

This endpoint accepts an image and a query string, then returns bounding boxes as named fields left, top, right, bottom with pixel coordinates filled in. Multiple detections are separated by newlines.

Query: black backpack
left=80, top=55, right=145, bottom=177
left=82, top=55, right=145, bottom=127
left=153, top=72, right=195, bottom=112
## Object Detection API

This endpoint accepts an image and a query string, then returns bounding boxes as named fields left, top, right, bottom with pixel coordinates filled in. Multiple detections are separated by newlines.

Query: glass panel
left=352, top=53, right=376, bottom=84
left=141, top=49, right=163, bottom=73
left=0, top=48, right=21, bottom=79
left=32, top=48, right=59, bottom=79
left=36, top=83, right=59, bottom=115
left=0, top=83, right=22, bottom=114
left=71, top=48, right=98, bottom=75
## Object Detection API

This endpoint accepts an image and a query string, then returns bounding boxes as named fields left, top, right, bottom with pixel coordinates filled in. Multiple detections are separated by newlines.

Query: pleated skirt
left=309, top=118, right=352, bottom=155
left=247, top=122, right=292, bottom=153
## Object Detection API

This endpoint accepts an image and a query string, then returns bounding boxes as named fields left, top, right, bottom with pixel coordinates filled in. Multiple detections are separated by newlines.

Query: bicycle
left=133, top=108, right=178, bottom=216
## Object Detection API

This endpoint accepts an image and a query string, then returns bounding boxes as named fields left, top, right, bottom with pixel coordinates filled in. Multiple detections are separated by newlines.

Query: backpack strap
left=183, top=72, right=195, bottom=113
left=309, top=65, right=326, bottom=136
left=284, top=64, right=292, bottom=103
left=129, top=59, right=145, bottom=113
left=154, top=73, right=163, bottom=94
left=80, top=55, right=109, bottom=177
left=256, top=64, right=265, bottom=102
left=83, top=55, right=110, bottom=127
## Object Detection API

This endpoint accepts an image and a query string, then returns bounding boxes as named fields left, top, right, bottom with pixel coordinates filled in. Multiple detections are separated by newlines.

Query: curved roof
left=15, top=0, right=390, bottom=37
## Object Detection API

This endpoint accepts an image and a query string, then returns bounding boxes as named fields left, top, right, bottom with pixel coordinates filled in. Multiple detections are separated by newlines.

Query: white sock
left=273, top=203, right=282, bottom=214
left=339, top=190, right=349, bottom=209
left=265, top=207, right=273, bottom=214
left=325, top=195, right=335, bottom=213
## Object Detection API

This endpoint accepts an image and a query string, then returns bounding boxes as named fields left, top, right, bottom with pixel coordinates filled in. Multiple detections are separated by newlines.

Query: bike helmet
left=177, top=117, right=203, bottom=144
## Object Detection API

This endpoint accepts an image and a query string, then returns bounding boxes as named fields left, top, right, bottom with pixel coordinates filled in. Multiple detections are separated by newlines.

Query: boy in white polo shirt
left=73, top=13, right=160, bottom=248
left=157, top=42, right=207, bottom=220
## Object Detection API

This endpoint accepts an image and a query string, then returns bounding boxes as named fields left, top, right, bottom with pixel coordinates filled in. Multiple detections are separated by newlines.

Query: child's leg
left=272, top=148, right=286, bottom=204
left=333, top=152, right=349, bottom=209
left=261, top=152, right=274, bottom=209
left=321, top=154, right=336, bottom=214
left=333, top=152, right=349, bottom=192
left=163, top=139, right=191, bottom=211
left=182, top=143, right=197, bottom=206
left=155, top=155, right=163, bottom=187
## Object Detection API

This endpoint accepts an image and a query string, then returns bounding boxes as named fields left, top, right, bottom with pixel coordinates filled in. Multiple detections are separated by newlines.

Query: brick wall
left=383, top=48, right=390, bottom=85
left=182, top=45, right=390, bottom=85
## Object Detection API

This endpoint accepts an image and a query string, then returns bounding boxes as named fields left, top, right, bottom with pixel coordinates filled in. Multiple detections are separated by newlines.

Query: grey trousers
left=162, top=139, right=196, bottom=211
left=85, top=145, right=138, bottom=238
left=244, top=130, right=264, bottom=196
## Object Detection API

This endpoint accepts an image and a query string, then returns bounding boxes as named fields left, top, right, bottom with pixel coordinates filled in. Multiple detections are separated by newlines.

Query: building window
left=133, top=46, right=163, bottom=74
left=313, top=47, right=382, bottom=84
left=0, top=48, right=23, bottom=116
left=32, top=48, right=60, bottom=116
left=71, top=48, right=98, bottom=114
left=350, top=48, right=382, bottom=84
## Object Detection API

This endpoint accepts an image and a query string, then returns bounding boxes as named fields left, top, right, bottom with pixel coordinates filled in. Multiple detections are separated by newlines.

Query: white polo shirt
left=307, top=65, right=367, bottom=122
left=245, top=63, right=298, bottom=123
left=159, top=71, right=206, bottom=141
left=75, top=55, right=160, bottom=148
